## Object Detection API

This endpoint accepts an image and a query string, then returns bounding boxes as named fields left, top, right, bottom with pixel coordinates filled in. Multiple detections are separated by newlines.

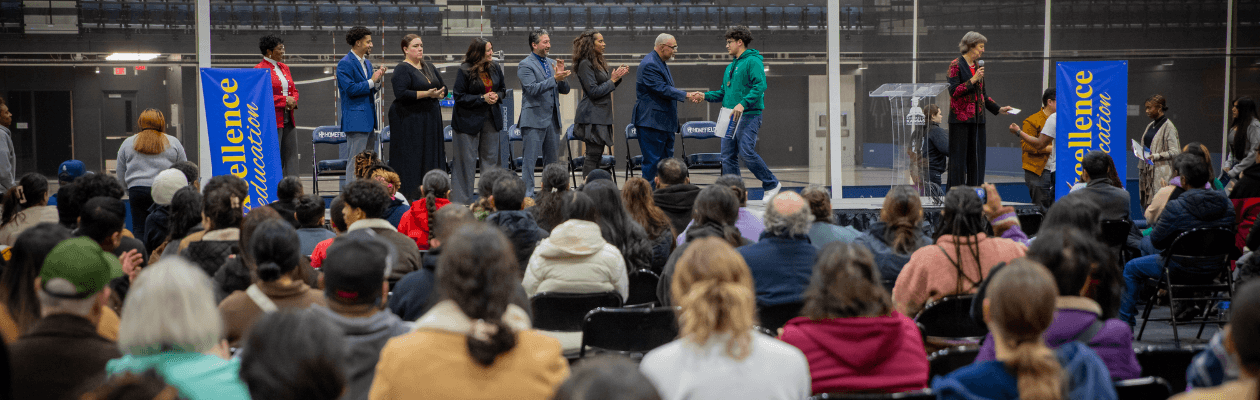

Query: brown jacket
left=9, top=314, right=122, bottom=400
left=1, top=300, right=119, bottom=343
left=368, top=300, right=568, bottom=400
left=218, top=278, right=325, bottom=346
left=346, top=218, right=422, bottom=282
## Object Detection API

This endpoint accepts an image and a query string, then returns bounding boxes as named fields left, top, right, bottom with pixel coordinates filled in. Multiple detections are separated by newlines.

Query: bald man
left=738, top=190, right=819, bottom=307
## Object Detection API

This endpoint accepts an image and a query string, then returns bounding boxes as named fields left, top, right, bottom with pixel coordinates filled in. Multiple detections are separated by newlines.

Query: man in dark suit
left=1063, top=150, right=1131, bottom=223
left=633, top=33, right=690, bottom=186
left=517, top=29, right=571, bottom=198
left=337, top=26, right=386, bottom=185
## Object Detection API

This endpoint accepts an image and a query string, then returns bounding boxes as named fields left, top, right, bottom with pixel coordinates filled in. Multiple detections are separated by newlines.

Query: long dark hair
left=0, top=223, right=71, bottom=335
left=463, top=37, right=494, bottom=75
left=582, top=180, right=651, bottom=272
left=251, top=219, right=301, bottom=282
left=535, top=163, right=571, bottom=232
left=688, top=185, right=744, bottom=247
left=1232, top=97, right=1259, bottom=161
left=239, top=206, right=282, bottom=271
left=621, top=177, right=672, bottom=239
left=421, top=169, right=452, bottom=240
left=1027, top=227, right=1122, bottom=319
left=239, top=310, right=347, bottom=400
left=934, top=186, right=989, bottom=294
left=880, top=185, right=925, bottom=254
left=165, top=186, right=203, bottom=242
left=438, top=223, right=520, bottom=366
left=1, top=173, right=50, bottom=227
left=571, top=29, right=607, bottom=72
left=801, top=242, right=893, bottom=319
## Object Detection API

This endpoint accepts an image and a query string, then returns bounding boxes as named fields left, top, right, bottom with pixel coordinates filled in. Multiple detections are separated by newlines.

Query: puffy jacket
left=1149, top=188, right=1235, bottom=254
left=523, top=220, right=628, bottom=299
left=780, top=311, right=928, bottom=394
left=932, top=341, right=1117, bottom=400
left=974, top=296, right=1141, bottom=381
left=487, top=210, right=550, bottom=270
left=854, top=221, right=932, bottom=290
left=397, top=197, right=451, bottom=250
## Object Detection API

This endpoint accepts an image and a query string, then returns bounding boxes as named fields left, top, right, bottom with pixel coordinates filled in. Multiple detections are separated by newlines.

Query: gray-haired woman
left=946, top=31, right=1013, bottom=187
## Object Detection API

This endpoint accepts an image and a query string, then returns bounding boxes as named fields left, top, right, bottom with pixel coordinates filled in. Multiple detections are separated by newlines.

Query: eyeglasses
left=666, top=44, right=678, bottom=50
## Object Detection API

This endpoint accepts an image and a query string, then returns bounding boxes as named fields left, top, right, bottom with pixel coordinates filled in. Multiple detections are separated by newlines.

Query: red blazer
left=254, top=59, right=299, bottom=128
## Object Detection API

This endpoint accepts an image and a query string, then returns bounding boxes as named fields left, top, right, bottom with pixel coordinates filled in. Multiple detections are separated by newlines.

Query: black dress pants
left=948, top=122, right=986, bottom=187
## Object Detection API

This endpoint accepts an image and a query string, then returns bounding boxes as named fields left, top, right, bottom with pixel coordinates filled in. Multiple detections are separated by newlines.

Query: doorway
left=101, top=91, right=137, bottom=175
left=5, top=91, right=74, bottom=177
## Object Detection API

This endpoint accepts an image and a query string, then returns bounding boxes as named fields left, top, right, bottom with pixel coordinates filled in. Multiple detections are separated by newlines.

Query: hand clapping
left=554, top=59, right=572, bottom=81
left=611, top=65, right=629, bottom=82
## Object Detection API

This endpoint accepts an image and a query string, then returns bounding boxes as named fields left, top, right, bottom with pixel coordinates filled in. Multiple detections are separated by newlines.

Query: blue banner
left=1054, top=61, right=1127, bottom=200
left=200, top=68, right=281, bottom=211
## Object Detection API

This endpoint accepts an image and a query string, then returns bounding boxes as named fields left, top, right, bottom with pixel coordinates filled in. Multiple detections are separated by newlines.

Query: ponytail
left=466, top=319, right=518, bottom=366
left=1, top=174, right=50, bottom=227
left=1007, top=340, right=1063, bottom=400
left=880, top=185, right=924, bottom=254
left=257, top=261, right=283, bottom=282
left=0, top=186, right=23, bottom=227
left=420, top=170, right=451, bottom=240
left=888, top=216, right=921, bottom=255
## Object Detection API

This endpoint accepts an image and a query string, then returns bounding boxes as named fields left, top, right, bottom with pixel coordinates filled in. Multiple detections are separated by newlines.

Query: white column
left=828, top=2, right=844, bottom=201
left=195, top=0, right=211, bottom=184
left=912, top=0, right=918, bottom=85
left=1042, top=0, right=1051, bottom=91
left=1222, top=0, right=1235, bottom=160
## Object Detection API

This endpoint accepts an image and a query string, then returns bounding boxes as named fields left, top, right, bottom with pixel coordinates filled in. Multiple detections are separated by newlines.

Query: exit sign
left=113, top=67, right=126, bottom=75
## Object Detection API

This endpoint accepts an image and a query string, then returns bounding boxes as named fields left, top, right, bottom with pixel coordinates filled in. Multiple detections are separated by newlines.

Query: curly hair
left=353, top=151, right=383, bottom=180
left=724, top=25, right=754, bottom=47
left=342, top=179, right=391, bottom=219
left=258, top=34, right=283, bottom=56
left=345, top=26, right=371, bottom=47
left=672, top=237, right=756, bottom=360
left=370, top=168, right=402, bottom=196
left=572, top=29, right=607, bottom=73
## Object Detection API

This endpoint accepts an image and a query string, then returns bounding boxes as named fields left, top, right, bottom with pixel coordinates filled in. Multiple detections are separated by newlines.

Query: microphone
left=977, top=60, right=984, bottom=68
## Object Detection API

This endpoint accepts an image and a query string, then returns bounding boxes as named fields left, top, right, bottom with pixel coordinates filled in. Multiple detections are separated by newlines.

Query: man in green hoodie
left=690, top=26, right=781, bottom=200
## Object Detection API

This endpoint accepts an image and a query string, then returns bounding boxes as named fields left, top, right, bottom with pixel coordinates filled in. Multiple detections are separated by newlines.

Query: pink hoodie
left=779, top=311, right=929, bottom=395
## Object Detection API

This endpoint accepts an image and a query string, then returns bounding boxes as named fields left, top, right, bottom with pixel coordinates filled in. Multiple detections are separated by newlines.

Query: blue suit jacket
left=632, top=50, right=688, bottom=133
left=337, top=51, right=379, bottom=133
left=516, top=54, right=570, bottom=130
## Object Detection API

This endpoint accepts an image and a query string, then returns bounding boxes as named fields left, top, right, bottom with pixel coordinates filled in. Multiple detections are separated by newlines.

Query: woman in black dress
left=389, top=34, right=446, bottom=199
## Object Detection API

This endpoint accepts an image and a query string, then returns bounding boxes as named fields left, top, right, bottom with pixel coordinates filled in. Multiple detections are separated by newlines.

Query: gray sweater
left=309, top=305, right=412, bottom=400
left=0, top=126, right=14, bottom=191
left=116, top=134, right=187, bottom=188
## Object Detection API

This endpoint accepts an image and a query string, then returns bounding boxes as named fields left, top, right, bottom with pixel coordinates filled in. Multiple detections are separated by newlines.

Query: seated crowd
left=0, top=149, right=1254, bottom=400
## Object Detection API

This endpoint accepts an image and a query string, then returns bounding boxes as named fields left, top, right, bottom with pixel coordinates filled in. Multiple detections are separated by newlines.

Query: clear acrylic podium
left=869, top=83, right=949, bottom=202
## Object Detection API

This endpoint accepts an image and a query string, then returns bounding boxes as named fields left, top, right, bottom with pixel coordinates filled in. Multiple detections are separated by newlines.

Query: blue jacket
left=632, top=50, right=688, bottom=133
left=337, top=51, right=380, bottom=133
left=739, top=231, right=817, bottom=307
left=932, top=342, right=1117, bottom=400
left=1149, top=188, right=1235, bottom=254
left=517, top=54, right=571, bottom=130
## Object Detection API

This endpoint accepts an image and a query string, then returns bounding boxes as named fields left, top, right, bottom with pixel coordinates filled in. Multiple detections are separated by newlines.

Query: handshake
left=686, top=91, right=705, bottom=103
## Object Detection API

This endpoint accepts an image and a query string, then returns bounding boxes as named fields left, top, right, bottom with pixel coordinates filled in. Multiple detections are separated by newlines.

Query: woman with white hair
left=105, top=259, right=250, bottom=400
left=945, top=31, right=1014, bottom=187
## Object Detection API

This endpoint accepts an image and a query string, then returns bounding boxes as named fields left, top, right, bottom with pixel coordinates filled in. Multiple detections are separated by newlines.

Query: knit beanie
left=151, top=169, right=189, bottom=206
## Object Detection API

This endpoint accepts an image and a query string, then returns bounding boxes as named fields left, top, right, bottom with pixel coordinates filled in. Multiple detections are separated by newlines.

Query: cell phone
left=974, top=187, right=987, bottom=203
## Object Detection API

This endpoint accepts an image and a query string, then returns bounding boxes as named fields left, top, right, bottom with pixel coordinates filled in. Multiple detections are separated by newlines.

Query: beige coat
left=0, top=205, right=59, bottom=246
left=1138, top=119, right=1180, bottom=208
left=522, top=220, right=628, bottom=299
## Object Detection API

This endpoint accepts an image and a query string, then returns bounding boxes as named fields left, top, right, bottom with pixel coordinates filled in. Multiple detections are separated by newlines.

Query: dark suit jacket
left=336, top=51, right=379, bottom=133
left=946, top=55, right=1001, bottom=124
left=575, top=59, right=621, bottom=126
left=633, top=50, right=688, bottom=133
left=9, top=314, right=122, bottom=400
left=1065, top=178, right=1132, bottom=222
left=452, top=62, right=507, bottom=134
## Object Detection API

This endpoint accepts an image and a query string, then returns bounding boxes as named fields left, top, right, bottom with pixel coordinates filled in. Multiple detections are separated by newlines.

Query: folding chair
left=1134, top=346, right=1200, bottom=395
left=443, top=125, right=453, bottom=173
left=679, top=120, right=721, bottom=169
left=1101, top=218, right=1134, bottom=264
left=530, top=291, right=624, bottom=332
left=623, top=124, right=644, bottom=180
left=579, top=306, right=677, bottom=358
left=626, top=269, right=659, bottom=306
left=564, top=124, right=616, bottom=187
left=1016, top=211, right=1043, bottom=236
left=379, top=125, right=391, bottom=163
left=756, top=301, right=804, bottom=333
left=927, top=346, right=979, bottom=379
left=311, top=126, right=347, bottom=199
left=1113, top=376, right=1172, bottom=400
left=811, top=389, right=935, bottom=400
left=1137, top=227, right=1236, bottom=346
left=916, top=295, right=988, bottom=345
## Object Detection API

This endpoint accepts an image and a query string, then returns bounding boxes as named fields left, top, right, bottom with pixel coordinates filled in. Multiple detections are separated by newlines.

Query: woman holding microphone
left=946, top=31, right=1013, bottom=187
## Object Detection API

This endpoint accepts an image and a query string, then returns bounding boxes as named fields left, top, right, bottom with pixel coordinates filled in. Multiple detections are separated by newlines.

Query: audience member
left=1186, top=330, right=1240, bottom=389
left=652, top=158, right=701, bottom=235
left=369, top=224, right=569, bottom=400
left=1172, top=281, right=1260, bottom=400
left=115, top=109, right=188, bottom=242
left=855, top=185, right=931, bottom=291
left=1148, top=143, right=1218, bottom=224
left=531, top=163, right=571, bottom=232
left=583, top=179, right=653, bottom=272
left=170, top=160, right=200, bottom=190
left=554, top=356, right=661, bottom=400
left=389, top=205, right=477, bottom=321
left=107, top=258, right=250, bottom=400
left=77, top=197, right=144, bottom=323
left=240, top=310, right=346, bottom=400
left=68, top=173, right=149, bottom=266
left=398, top=169, right=452, bottom=250
left=524, top=191, right=628, bottom=299
left=621, top=177, right=675, bottom=271
left=675, top=175, right=764, bottom=245
left=931, top=259, right=1116, bottom=400
left=311, top=195, right=348, bottom=270
left=0, top=174, right=56, bottom=246
left=9, top=237, right=123, bottom=400
left=178, top=175, right=247, bottom=277
left=154, top=186, right=203, bottom=262
left=641, top=237, right=810, bottom=400
left=1062, top=151, right=1131, bottom=223
left=657, top=185, right=748, bottom=306
left=487, top=178, right=550, bottom=269
left=974, top=228, right=1139, bottom=380
left=218, top=219, right=325, bottom=346
left=893, top=186, right=1025, bottom=317
left=740, top=191, right=818, bottom=307
left=342, top=180, right=422, bottom=282
left=140, top=169, right=188, bottom=252
left=49, top=159, right=87, bottom=206
left=212, top=206, right=291, bottom=302
left=81, top=370, right=182, bottom=400
left=55, top=182, right=78, bottom=229
left=799, top=184, right=858, bottom=249
left=0, top=223, right=72, bottom=342
left=296, top=194, right=335, bottom=256
left=1120, top=152, right=1235, bottom=326
left=583, top=169, right=613, bottom=186
left=370, top=167, right=409, bottom=227
left=268, top=176, right=303, bottom=229
left=471, top=167, right=517, bottom=221
left=779, top=241, right=928, bottom=394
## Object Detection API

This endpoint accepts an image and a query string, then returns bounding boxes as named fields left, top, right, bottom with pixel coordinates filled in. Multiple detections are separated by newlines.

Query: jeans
left=637, top=125, right=675, bottom=186
left=343, top=130, right=380, bottom=188
left=451, top=121, right=500, bottom=204
left=521, top=124, right=560, bottom=198
left=1120, top=254, right=1164, bottom=325
left=127, top=186, right=154, bottom=241
left=720, top=113, right=779, bottom=191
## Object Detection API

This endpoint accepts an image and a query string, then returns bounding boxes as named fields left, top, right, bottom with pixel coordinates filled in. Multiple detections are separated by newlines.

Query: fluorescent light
left=1161, top=60, right=1175, bottom=66
left=106, top=53, right=161, bottom=61
left=324, top=67, right=331, bottom=74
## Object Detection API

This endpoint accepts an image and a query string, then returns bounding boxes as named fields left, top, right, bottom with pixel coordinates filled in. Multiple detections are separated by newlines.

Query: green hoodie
left=704, top=48, right=766, bottom=115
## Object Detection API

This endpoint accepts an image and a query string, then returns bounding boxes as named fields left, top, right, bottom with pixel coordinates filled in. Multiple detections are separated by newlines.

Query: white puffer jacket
left=523, top=219, right=629, bottom=300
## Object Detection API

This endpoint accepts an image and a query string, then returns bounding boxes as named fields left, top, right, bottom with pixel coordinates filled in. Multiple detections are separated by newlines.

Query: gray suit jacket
left=516, top=54, right=571, bottom=130
left=574, top=59, right=621, bottom=126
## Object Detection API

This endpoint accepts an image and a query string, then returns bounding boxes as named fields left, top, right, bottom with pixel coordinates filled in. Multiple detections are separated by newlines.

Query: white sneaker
left=762, top=182, right=782, bottom=201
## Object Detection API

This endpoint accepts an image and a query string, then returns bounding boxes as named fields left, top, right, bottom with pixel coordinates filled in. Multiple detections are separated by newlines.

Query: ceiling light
left=324, top=67, right=331, bottom=74
left=95, top=67, right=100, bottom=74
left=1161, top=60, right=1175, bottom=66
left=105, top=53, right=161, bottom=61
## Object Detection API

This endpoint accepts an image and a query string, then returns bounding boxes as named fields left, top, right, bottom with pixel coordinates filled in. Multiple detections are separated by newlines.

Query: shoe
left=762, top=183, right=782, bottom=201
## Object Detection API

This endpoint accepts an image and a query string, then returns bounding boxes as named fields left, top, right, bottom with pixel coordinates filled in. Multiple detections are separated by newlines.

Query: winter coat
left=218, top=278, right=325, bottom=346
left=178, top=228, right=241, bottom=278
left=107, top=351, right=251, bottom=400
left=142, top=203, right=170, bottom=251
left=647, top=228, right=673, bottom=273
left=740, top=231, right=818, bottom=307
left=974, top=296, right=1141, bottom=381
left=1064, top=178, right=1132, bottom=223
left=892, top=233, right=1025, bottom=317
left=779, top=311, right=928, bottom=394
left=0, top=205, right=59, bottom=246
left=383, top=198, right=408, bottom=228
left=310, top=306, right=413, bottom=400
left=653, top=184, right=701, bottom=235
left=397, top=197, right=451, bottom=250
left=487, top=210, right=550, bottom=270
left=931, top=341, right=1117, bottom=400
left=1138, top=117, right=1180, bottom=208
left=1149, top=188, right=1236, bottom=271
left=346, top=218, right=423, bottom=282
left=854, top=221, right=932, bottom=290
left=523, top=220, right=628, bottom=299
left=9, top=314, right=122, bottom=400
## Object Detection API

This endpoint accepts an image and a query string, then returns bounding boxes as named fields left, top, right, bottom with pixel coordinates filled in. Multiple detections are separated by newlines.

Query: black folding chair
left=916, top=295, right=988, bottom=343
left=626, top=269, right=660, bottom=306
left=1017, top=212, right=1043, bottom=236
left=811, top=388, right=934, bottom=400
left=756, top=301, right=804, bottom=333
left=1134, top=346, right=1202, bottom=395
left=579, top=306, right=677, bottom=358
left=1114, top=376, right=1172, bottom=400
left=530, top=291, right=623, bottom=332
left=927, top=346, right=979, bottom=379
left=1101, top=218, right=1134, bottom=265
left=1137, top=227, right=1236, bottom=346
